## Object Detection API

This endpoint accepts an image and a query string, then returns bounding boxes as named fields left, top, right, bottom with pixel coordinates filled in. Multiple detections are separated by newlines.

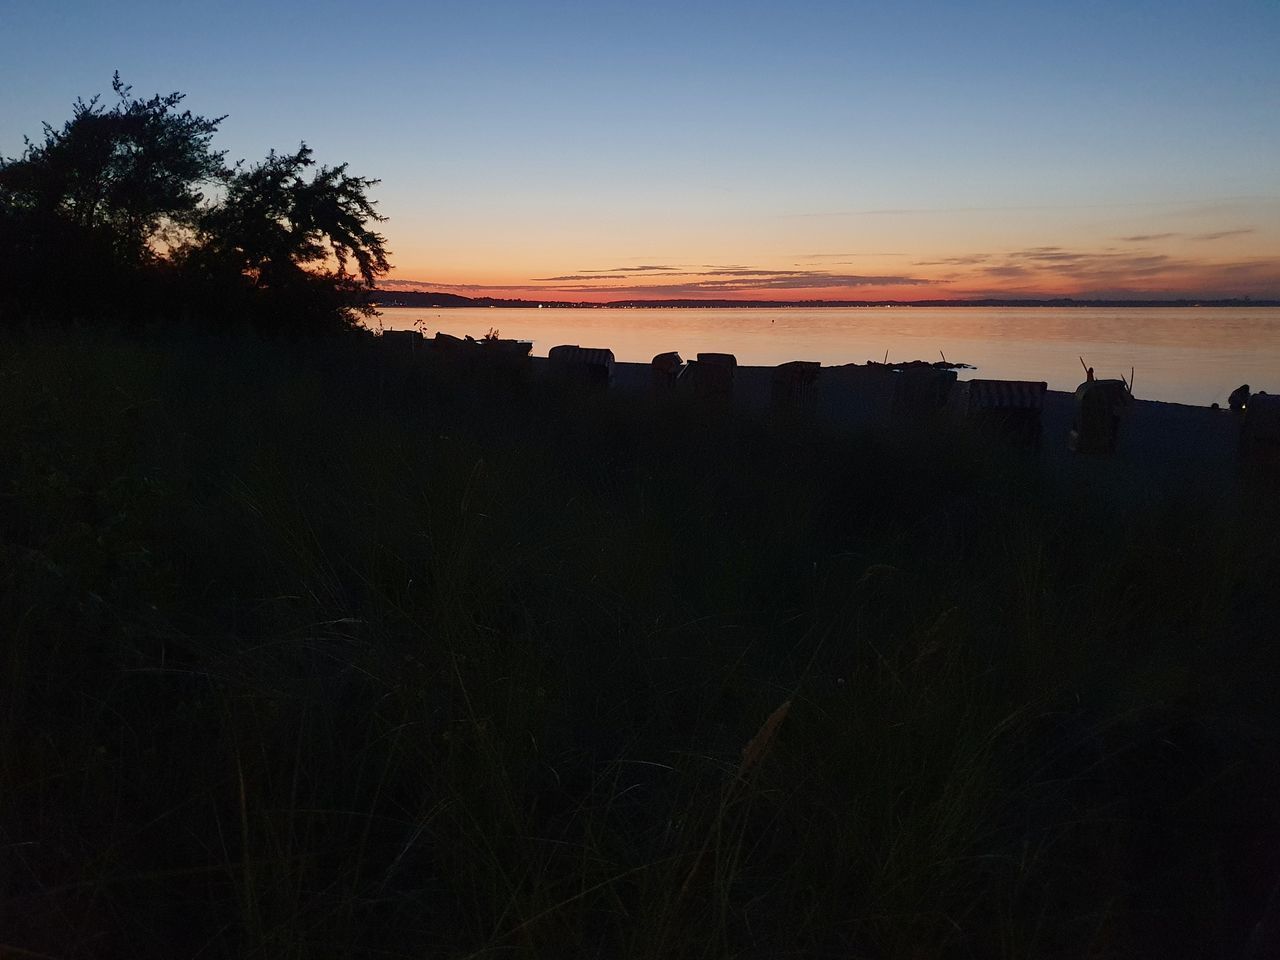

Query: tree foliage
left=0, top=76, right=390, bottom=331
left=204, top=145, right=388, bottom=288
left=190, top=145, right=389, bottom=328
left=1, top=73, right=225, bottom=263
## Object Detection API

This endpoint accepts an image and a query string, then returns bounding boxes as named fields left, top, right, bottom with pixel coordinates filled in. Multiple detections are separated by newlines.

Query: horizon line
left=371, top=290, right=1280, bottom=308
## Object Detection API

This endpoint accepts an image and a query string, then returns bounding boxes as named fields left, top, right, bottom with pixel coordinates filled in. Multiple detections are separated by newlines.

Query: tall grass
left=1, top=328, right=1277, bottom=958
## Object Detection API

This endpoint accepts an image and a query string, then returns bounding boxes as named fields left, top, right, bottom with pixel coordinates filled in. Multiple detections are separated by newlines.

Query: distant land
left=372, top=291, right=1280, bottom=309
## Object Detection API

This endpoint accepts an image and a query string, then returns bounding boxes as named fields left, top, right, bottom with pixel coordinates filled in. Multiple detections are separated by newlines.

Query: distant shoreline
left=372, top=292, right=1280, bottom=310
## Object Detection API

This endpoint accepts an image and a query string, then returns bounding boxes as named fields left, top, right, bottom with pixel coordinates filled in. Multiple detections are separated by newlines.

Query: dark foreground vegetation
left=3, top=326, right=1279, bottom=959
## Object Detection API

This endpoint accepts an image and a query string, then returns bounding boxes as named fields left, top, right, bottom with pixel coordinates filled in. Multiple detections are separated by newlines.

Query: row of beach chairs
left=382, top=330, right=1050, bottom=442
left=378, top=330, right=1278, bottom=463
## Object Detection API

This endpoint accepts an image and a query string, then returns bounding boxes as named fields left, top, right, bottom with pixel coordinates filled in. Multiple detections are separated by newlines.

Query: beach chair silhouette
left=651, top=351, right=684, bottom=390
left=479, top=337, right=533, bottom=387
left=892, top=367, right=957, bottom=417
left=1069, top=379, right=1131, bottom=454
left=431, top=331, right=469, bottom=354
left=771, top=361, right=821, bottom=412
left=966, top=379, right=1048, bottom=449
left=1240, top=393, right=1280, bottom=468
left=548, top=345, right=615, bottom=390
left=689, top=353, right=736, bottom=402
left=380, top=329, right=422, bottom=353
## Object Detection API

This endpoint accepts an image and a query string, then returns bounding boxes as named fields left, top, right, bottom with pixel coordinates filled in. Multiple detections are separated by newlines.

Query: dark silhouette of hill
left=373, top=291, right=586, bottom=308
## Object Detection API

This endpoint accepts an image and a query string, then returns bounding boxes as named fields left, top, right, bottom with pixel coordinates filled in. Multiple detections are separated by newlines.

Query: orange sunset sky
left=380, top=196, right=1280, bottom=301
left=5, top=0, right=1278, bottom=302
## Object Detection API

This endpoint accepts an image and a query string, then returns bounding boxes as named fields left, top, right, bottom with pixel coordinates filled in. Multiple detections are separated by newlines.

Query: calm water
left=372, top=306, right=1280, bottom=407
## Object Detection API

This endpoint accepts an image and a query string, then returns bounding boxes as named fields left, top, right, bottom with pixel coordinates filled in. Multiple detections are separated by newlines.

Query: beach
left=532, top=355, right=1243, bottom=496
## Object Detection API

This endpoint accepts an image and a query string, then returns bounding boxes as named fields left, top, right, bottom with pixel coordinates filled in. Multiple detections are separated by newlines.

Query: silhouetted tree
left=0, top=76, right=390, bottom=332
left=0, top=73, right=225, bottom=264
left=190, top=145, right=389, bottom=330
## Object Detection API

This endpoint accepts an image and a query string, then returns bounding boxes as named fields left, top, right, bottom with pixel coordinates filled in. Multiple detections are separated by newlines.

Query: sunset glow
left=382, top=199, right=1280, bottom=302
left=3, top=0, right=1277, bottom=302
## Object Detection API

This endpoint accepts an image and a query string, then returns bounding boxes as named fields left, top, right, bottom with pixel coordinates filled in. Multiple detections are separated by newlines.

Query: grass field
left=2, top=327, right=1278, bottom=959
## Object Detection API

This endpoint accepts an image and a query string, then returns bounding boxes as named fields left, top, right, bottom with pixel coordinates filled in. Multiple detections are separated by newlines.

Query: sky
left=2, top=0, right=1278, bottom=301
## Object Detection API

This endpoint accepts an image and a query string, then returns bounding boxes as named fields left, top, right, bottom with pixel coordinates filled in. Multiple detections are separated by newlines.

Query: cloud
left=378, top=278, right=452, bottom=291
left=958, top=245, right=1280, bottom=297
left=680, top=265, right=934, bottom=280
left=1119, top=233, right=1179, bottom=242
left=532, top=273, right=653, bottom=281
left=591, top=264, right=680, bottom=272
left=703, top=268, right=813, bottom=277
left=534, top=272, right=942, bottom=295
left=694, top=273, right=938, bottom=290
left=387, top=241, right=1280, bottom=301
left=534, top=264, right=686, bottom=280
left=1192, top=228, right=1255, bottom=241
left=380, top=280, right=556, bottom=293
left=1010, top=248, right=1097, bottom=263
left=386, top=268, right=942, bottom=298
left=976, top=249, right=1178, bottom=281
left=980, top=264, right=1035, bottom=278
left=914, top=254, right=991, bottom=266
left=796, top=252, right=907, bottom=259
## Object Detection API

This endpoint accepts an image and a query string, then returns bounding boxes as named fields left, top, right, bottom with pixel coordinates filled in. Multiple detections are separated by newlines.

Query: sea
left=370, top=306, right=1280, bottom=408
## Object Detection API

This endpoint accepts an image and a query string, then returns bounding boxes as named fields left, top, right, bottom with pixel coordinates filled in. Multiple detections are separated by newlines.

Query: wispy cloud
left=532, top=273, right=654, bottom=281
left=704, top=268, right=814, bottom=277
left=681, top=273, right=939, bottom=291
left=380, top=280, right=540, bottom=292
left=570, top=267, right=686, bottom=273
left=527, top=269, right=942, bottom=296
left=914, top=254, right=991, bottom=266
left=589, top=264, right=680, bottom=272
left=1191, top=228, right=1255, bottom=241
left=384, top=270, right=942, bottom=296
left=796, top=252, right=907, bottom=259
left=386, top=239, right=1279, bottom=301
left=378, top=279, right=458, bottom=292
left=979, top=264, right=1035, bottom=278
left=957, top=246, right=1280, bottom=297
left=534, top=264, right=687, bottom=280
left=1011, top=247, right=1099, bottom=263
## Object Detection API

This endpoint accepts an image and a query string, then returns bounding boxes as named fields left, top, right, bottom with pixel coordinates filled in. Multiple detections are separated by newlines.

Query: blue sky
left=2, top=0, right=1277, bottom=298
